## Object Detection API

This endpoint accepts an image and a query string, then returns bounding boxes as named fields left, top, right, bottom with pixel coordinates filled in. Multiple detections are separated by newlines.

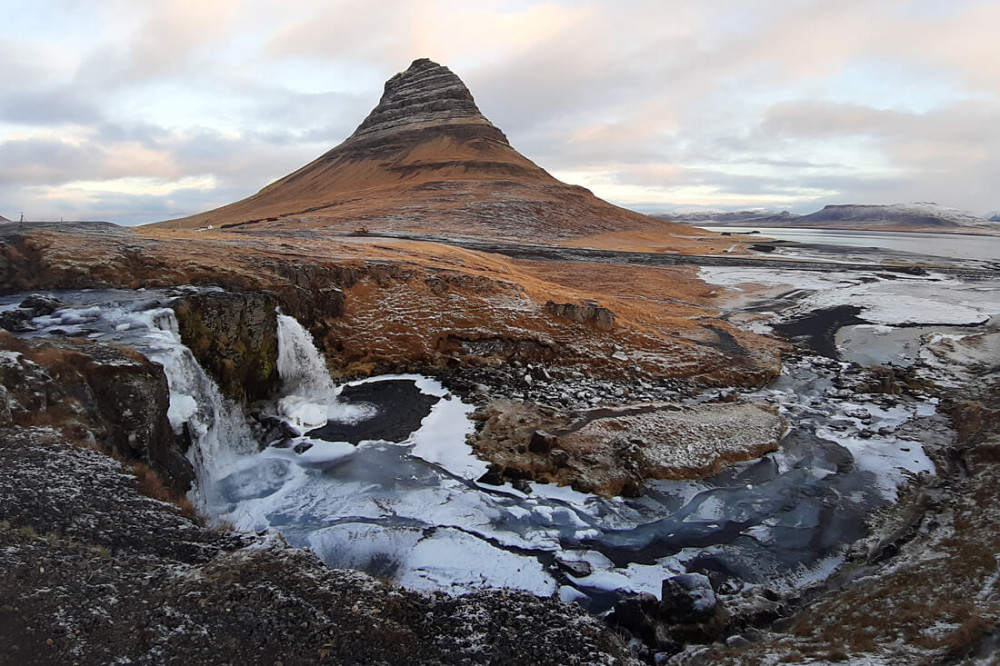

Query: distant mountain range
left=658, top=203, right=1000, bottom=235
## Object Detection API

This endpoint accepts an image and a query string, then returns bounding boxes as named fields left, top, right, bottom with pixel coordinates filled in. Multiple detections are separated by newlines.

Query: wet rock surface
left=172, top=290, right=280, bottom=402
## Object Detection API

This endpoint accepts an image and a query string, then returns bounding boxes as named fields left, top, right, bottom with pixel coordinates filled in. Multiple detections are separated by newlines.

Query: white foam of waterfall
left=276, top=313, right=370, bottom=429
left=136, top=307, right=257, bottom=508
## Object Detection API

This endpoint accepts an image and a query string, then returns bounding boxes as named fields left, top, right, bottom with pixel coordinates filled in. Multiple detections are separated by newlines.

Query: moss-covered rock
left=172, top=291, right=280, bottom=403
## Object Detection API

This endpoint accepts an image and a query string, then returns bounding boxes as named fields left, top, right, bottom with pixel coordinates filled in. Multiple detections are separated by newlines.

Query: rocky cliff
left=0, top=330, right=193, bottom=492
left=172, top=291, right=280, bottom=403
left=0, top=226, right=783, bottom=388
left=152, top=59, right=696, bottom=243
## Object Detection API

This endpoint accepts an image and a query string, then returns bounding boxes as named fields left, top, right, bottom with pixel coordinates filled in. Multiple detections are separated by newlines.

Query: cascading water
left=3, top=288, right=262, bottom=512
left=275, top=313, right=371, bottom=429
left=135, top=307, right=258, bottom=508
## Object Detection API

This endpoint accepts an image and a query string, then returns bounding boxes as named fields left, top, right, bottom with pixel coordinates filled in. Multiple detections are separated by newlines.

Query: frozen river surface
left=2, top=276, right=970, bottom=609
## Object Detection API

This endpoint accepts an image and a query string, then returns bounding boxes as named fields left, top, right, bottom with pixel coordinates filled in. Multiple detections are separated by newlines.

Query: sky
left=2, top=0, right=999, bottom=226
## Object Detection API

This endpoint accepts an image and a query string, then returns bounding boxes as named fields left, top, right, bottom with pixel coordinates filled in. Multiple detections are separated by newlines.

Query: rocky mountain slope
left=152, top=59, right=695, bottom=244
left=661, top=203, right=1000, bottom=235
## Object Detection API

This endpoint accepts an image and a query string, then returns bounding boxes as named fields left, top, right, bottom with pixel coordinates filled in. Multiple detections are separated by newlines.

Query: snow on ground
left=698, top=267, right=861, bottom=291
left=701, top=267, right=1000, bottom=327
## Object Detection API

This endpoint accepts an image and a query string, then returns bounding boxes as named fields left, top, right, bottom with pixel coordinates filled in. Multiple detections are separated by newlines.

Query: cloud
left=3, top=0, right=1000, bottom=222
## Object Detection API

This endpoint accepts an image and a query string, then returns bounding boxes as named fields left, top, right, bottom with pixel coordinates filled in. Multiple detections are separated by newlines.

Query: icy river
left=3, top=253, right=999, bottom=610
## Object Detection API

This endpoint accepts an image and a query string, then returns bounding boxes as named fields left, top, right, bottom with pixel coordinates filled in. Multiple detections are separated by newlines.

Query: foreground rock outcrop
left=0, top=427, right=638, bottom=665
left=0, top=330, right=193, bottom=492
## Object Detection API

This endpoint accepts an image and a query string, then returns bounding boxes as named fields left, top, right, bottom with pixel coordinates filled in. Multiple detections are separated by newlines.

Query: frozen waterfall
left=275, top=313, right=370, bottom=429
left=137, top=307, right=258, bottom=507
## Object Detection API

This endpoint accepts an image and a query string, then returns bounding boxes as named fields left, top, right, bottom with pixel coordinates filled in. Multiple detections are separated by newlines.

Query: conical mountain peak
left=154, top=59, right=690, bottom=242
left=344, top=58, right=508, bottom=148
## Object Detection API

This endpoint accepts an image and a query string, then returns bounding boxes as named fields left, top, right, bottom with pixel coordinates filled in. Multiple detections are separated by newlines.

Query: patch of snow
left=815, top=426, right=934, bottom=500
left=397, top=527, right=558, bottom=595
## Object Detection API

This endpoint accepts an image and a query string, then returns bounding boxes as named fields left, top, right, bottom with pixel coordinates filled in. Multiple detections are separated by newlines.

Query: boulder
left=544, top=300, right=615, bottom=331
left=608, top=593, right=661, bottom=645
left=549, top=448, right=570, bottom=467
left=555, top=557, right=593, bottom=578
left=529, top=429, right=559, bottom=454
left=0, top=309, right=33, bottom=331
left=660, top=573, right=718, bottom=624
left=477, top=463, right=505, bottom=486
left=19, top=293, right=63, bottom=316
left=172, top=290, right=280, bottom=403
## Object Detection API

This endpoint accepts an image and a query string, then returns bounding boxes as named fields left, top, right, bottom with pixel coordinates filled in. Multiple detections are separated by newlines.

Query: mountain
left=800, top=203, right=993, bottom=231
left=153, top=59, right=688, bottom=242
left=0, top=215, right=10, bottom=222
left=659, top=210, right=796, bottom=225
left=659, top=203, right=1000, bottom=235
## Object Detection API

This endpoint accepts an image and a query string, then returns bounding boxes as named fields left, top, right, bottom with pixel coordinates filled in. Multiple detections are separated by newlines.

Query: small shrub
left=127, top=461, right=202, bottom=523
left=823, top=647, right=851, bottom=662
left=941, top=615, right=996, bottom=655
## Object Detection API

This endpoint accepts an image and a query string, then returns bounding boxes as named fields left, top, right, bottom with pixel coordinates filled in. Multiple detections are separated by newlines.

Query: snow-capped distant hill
left=656, top=210, right=797, bottom=225
left=658, top=203, right=1000, bottom=235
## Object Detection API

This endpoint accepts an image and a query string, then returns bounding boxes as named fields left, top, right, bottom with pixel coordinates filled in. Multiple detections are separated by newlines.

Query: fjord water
left=704, top=227, right=1000, bottom=262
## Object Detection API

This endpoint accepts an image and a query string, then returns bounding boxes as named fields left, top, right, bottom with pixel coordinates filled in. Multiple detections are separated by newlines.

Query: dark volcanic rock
left=545, top=300, right=615, bottom=330
left=172, top=290, right=280, bottom=403
left=0, top=428, right=638, bottom=666
left=0, top=334, right=193, bottom=491
left=660, top=573, right=718, bottom=624
left=529, top=429, right=559, bottom=454
left=18, top=293, right=63, bottom=316
left=772, top=305, right=865, bottom=359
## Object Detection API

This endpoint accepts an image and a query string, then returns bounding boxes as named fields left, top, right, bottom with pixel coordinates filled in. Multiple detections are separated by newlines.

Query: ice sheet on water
left=396, top=527, right=558, bottom=596
left=563, top=550, right=685, bottom=599
left=815, top=426, right=934, bottom=500
left=698, top=267, right=861, bottom=291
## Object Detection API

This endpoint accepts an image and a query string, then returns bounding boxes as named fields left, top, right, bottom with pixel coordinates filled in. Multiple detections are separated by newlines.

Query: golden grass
left=125, top=460, right=201, bottom=523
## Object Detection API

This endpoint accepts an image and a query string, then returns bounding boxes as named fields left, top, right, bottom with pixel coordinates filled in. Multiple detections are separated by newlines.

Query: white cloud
left=2, top=0, right=999, bottom=223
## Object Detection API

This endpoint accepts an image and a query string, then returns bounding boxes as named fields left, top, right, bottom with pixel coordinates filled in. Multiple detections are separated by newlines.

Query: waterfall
left=276, top=313, right=368, bottom=429
left=137, top=307, right=257, bottom=507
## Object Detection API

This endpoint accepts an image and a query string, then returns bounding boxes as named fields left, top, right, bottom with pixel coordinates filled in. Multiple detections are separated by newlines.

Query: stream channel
left=2, top=272, right=982, bottom=612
